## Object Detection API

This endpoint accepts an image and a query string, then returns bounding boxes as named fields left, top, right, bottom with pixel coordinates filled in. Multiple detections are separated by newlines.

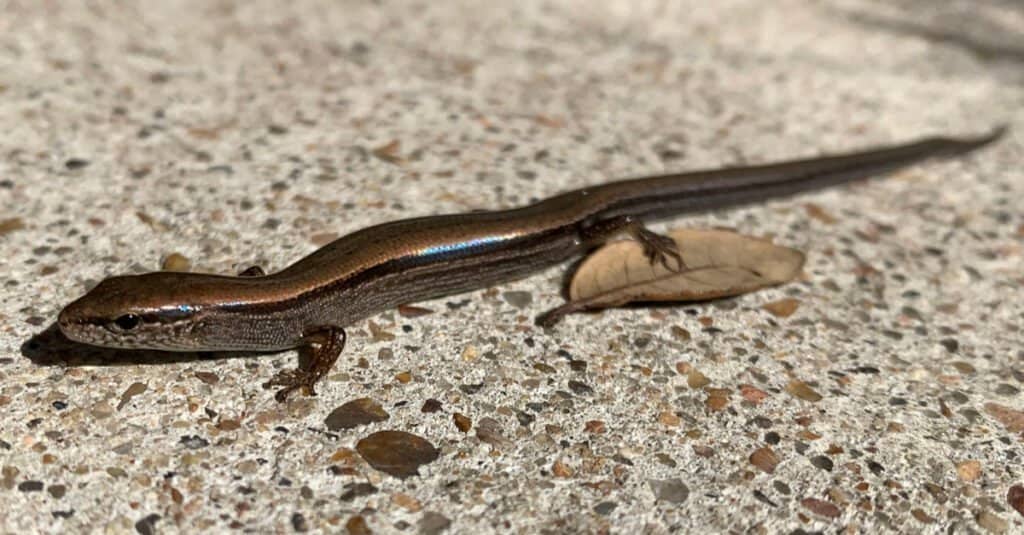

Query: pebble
left=356, top=431, right=439, bottom=479
left=786, top=380, right=823, bottom=402
left=956, top=460, right=982, bottom=482
left=648, top=478, right=689, bottom=503
left=762, top=298, right=801, bottom=318
left=1002, top=485, right=1024, bottom=519
left=160, top=253, right=191, bottom=272
left=325, top=398, right=390, bottom=430
left=687, top=369, right=710, bottom=389
left=976, top=511, right=1008, bottom=534
left=750, top=447, right=780, bottom=474
left=421, top=399, right=443, bottom=413
left=476, top=418, right=511, bottom=448
left=418, top=511, right=451, bottom=535
left=801, top=498, right=840, bottom=518
left=502, top=291, right=533, bottom=308
left=453, top=413, right=472, bottom=433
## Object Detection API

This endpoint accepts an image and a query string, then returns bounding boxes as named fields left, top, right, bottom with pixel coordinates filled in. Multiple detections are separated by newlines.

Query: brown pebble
left=392, top=492, right=422, bottom=512
left=957, top=460, right=982, bottom=482
left=345, top=515, right=372, bottom=535
left=687, top=369, right=710, bottom=389
left=984, top=403, right=1024, bottom=433
left=215, top=418, right=241, bottom=431
left=584, top=420, right=606, bottom=434
left=394, top=371, right=412, bottom=384
left=421, top=399, right=443, bottom=413
left=801, top=498, right=841, bottom=518
left=976, top=511, right=1008, bottom=534
left=692, top=445, right=714, bottom=458
left=476, top=418, right=512, bottom=448
left=355, top=431, right=439, bottom=479
left=705, top=388, right=730, bottom=412
left=47, top=484, right=66, bottom=499
left=194, top=371, right=219, bottom=384
left=452, top=413, right=472, bottom=433
left=804, top=203, right=838, bottom=224
left=372, top=139, right=403, bottom=164
left=0, top=218, right=25, bottom=236
left=739, top=384, right=768, bottom=404
left=911, top=508, right=935, bottom=524
left=161, top=252, right=191, bottom=272
left=325, top=398, right=390, bottom=431
left=117, top=382, right=147, bottom=410
left=658, top=411, right=680, bottom=427
left=551, top=460, right=573, bottom=478
left=671, top=326, right=691, bottom=341
left=1007, top=485, right=1024, bottom=517
left=750, top=447, right=780, bottom=474
left=786, top=380, right=822, bottom=402
left=762, top=298, right=801, bottom=318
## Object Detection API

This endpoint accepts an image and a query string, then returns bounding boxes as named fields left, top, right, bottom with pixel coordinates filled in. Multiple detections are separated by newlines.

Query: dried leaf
left=537, top=229, right=804, bottom=326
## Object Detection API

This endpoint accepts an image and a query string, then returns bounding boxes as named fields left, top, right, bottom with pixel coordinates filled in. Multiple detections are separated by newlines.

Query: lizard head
left=57, top=272, right=236, bottom=351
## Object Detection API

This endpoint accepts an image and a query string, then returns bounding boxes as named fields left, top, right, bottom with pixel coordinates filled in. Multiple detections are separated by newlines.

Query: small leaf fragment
left=537, top=229, right=804, bottom=326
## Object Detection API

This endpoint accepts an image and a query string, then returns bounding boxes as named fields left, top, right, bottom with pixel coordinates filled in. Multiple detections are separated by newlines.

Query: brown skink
left=57, top=127, right=1005, bottom=400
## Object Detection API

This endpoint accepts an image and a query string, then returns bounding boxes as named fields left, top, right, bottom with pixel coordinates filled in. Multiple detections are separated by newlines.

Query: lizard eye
left=113, top=314, right=141, bottom=330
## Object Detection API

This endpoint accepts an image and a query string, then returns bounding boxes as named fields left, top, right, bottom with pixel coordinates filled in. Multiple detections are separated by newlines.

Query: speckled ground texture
left=2, top=0, right=1023, bottom=533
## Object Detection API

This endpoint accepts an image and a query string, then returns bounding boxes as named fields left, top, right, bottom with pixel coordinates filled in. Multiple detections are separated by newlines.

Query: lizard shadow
left=21, top=323, right=276, bottom=368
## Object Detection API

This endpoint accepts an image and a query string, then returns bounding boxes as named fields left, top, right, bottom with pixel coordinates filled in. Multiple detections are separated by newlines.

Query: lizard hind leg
left=581, top=215, right=685, bottom=271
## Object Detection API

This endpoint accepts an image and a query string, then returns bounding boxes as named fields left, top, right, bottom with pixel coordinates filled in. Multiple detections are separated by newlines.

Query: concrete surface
left=1, top=0, right=1022, bottom=533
